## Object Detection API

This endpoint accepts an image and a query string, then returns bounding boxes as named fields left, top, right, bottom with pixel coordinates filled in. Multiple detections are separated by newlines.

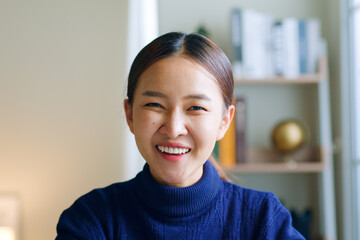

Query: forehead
left=137, top=56, right=218, bottom=90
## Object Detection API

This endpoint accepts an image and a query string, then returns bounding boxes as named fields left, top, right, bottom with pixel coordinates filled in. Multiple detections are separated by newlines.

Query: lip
left=158, top=151, right=188, bottom=162
left=156, top=142, right=191, bottom=149
left=155, top=142, right=191, bottom=162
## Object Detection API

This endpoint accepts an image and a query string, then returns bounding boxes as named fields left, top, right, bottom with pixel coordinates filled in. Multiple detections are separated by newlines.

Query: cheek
left=133, top=111, right=161, bottom=135
left=189, top=114, right=222, bottom=146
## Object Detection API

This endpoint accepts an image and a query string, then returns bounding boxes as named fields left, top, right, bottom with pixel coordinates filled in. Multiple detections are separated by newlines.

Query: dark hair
left=127, top=32, right=234, bottom=108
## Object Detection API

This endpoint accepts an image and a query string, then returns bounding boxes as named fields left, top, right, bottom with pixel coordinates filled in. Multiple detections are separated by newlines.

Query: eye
left=188, top=106, right=207, bottom=111
left=145, top=102, right=163, bottom=108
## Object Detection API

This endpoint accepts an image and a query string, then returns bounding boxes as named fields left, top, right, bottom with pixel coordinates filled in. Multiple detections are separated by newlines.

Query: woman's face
left=125, top=56, right=234, bottom=187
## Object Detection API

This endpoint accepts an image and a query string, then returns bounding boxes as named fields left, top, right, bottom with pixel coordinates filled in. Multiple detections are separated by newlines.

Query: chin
left=157, top=170, right=189, bottom=186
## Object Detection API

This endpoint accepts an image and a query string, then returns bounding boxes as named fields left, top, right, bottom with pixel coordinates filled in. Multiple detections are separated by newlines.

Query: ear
left=124, top=99, right=134, bottom=134
left=216, top=104, right=235, bottom=141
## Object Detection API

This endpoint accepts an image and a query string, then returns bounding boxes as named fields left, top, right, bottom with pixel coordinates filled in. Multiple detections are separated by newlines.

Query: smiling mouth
left=156, top=145, right=191, bottom=155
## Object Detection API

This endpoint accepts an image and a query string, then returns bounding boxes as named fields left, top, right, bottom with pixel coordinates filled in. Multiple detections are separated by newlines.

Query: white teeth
left=157, top=146, right=190, bottom=155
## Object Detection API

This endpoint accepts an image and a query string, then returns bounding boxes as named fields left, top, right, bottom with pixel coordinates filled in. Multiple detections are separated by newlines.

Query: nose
left=159, top=109, right=188, bottom=139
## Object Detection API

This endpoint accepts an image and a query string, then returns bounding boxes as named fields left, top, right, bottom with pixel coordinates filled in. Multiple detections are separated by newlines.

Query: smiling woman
left=124, top=55, right=232, bottom=188
left=55, top=32, right=305, bottom=239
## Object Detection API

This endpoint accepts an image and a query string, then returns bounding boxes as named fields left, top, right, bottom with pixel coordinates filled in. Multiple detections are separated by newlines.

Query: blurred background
left=0, top=0, right=357, bottom=239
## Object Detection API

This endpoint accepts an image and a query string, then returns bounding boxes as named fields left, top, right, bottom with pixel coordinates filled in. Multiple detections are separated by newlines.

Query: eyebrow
left=142, top=91, right=211, bottom=101
left=142, top=91, right=167, bottom=98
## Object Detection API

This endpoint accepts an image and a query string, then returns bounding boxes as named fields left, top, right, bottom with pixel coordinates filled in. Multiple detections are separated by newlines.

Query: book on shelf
left=231, top=8, right=322, bottom=79
left=272, top=21, right=284, bottom=75
left=231, top=8, right=243, bottom=78
left=217, top=97, right=247, bottom=166
left=298, top=19, right=307, bottom=74
left=231, top=8, right=274, bottom=79
left=282, top=18, right=300, bottom=78
left=235, top=97, right=247, bottom=163
left=277, top=18, right=322, bottom=77
left=306, top=19, right=321, bottom=74
left=218, top=102, right=236, bottom=167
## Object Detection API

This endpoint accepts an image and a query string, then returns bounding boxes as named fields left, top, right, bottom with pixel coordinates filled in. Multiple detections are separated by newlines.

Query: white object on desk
left=0, top=195, right=19, bottom=240
left=0, top=226, right=15, bottom=240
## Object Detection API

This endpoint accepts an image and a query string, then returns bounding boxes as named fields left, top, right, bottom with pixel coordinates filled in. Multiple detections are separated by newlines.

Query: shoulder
left=56, top=180, right=134, bottom=239
left=220, top=181, right=283, bottom=222
left=82, top=180, right=133, bottom=203
left=220, top=181, right=304, bottom=239
left=221, top=180, right=278, bottom=209
left=69, top=179, right=135, bottom=212
left=66, top=180, right=133, bottom=213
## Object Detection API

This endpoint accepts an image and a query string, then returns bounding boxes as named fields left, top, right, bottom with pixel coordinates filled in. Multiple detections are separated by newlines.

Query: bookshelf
left=225, top=57, right=329, bottom=174
left=221, top=56, right=336, bottom=239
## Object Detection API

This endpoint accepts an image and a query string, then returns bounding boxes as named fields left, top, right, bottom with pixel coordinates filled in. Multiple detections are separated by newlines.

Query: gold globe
left=271, top=120, right=307, bottom=153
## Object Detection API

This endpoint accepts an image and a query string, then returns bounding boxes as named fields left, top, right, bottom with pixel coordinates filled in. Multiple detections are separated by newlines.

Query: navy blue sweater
left=56, top=161, right=304, bottom=239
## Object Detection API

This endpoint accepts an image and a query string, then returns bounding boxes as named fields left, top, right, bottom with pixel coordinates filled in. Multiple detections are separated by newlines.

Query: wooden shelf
left=223, top=146, right=329, bottom=174
left=234, top=57, right=327, bottom=84
left=226, top=161, right=326, bottom=173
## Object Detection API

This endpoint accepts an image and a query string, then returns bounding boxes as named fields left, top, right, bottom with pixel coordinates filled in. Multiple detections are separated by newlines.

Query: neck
left=148, top=166, right=204, bottom=188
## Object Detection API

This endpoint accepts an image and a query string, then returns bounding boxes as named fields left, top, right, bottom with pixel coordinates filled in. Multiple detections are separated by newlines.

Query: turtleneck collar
left=134, top=160, right=221, bottom=218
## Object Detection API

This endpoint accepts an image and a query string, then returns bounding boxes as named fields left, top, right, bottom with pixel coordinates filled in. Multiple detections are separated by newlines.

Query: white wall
left=0, top=1, right=129, bottom=239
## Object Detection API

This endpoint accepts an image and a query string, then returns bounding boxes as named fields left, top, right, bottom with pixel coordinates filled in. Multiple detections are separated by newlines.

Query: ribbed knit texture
left=135, top=161, right=220, bottom=217
left=56, top=160, right=305, bottom=240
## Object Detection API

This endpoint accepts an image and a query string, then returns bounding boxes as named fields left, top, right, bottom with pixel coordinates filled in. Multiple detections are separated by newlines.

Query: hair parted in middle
left=127, top=32, right=234, bottom=109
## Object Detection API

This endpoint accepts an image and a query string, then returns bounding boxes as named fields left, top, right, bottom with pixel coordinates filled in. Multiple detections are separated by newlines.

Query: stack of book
left=231, top=8, right=322, bottom=79
left=213, top=97, right=246, bottom=167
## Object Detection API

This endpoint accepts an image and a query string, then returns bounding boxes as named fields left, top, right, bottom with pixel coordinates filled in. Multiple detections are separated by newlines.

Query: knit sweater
left=56, top=161, right=304, bottom=239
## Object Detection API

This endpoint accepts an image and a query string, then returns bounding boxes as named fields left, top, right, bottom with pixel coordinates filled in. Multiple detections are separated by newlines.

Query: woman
left=56, top=32, right=304, bottom=239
